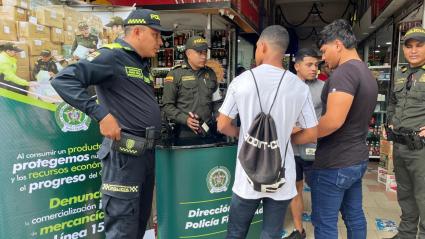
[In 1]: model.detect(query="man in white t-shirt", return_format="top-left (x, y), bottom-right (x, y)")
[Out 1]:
top-left (217, 25), bottom-right (318, 239)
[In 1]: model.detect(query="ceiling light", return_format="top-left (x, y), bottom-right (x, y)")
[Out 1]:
top-left (386, 42), bottom-right (392, 45)
top-left (369, 25), bottom-right (376, 29)
top-left (362, 32), bottom-right (369, 35)
top-left (378, 45), bottom-right (381, 47)
top-left (374, 50), bottom-right (380, 53)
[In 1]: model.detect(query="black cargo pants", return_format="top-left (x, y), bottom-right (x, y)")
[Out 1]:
top-left (394, 143), bottom-right (425, 239)
top-left (97, 138), bottom-right (155, 239)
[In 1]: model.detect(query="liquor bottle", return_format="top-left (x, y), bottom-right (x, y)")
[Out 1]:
top-left (212, 31), bottom-right (217, 48)
top-left (166, 54), bottom-right (172, 67)
top-left (174, 35), bottom-right (179, 46)
top-left (195, 116), bottom-right (209, 136)
top-left (217, 31), bottom-right (222, 48)
top-left (222, 31), bottom-right (227, 47)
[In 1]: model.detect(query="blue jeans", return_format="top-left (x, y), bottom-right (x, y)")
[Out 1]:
top-left (226, 193), bottom-right (291, 239)
top-left (306, 160), bottom-right (368, 239)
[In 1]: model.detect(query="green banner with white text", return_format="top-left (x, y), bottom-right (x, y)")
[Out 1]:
top-left (0, 88), bottom-right (105, 239)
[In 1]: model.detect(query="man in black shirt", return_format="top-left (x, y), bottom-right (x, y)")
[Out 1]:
top-left (307, 19), bottom-right (378, 239)
top-left (52, 9), bottom-right (168, 239)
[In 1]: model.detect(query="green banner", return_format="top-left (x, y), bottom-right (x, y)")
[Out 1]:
top-left (156, 145), bottom-right (263, 239)
top-left (0, 89), bottom-right (104, 239)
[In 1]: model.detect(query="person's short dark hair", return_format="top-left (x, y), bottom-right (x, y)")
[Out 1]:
top-left (259, 25), bottom-right (289, 53)
top-left (236, 66), bottom-right (246, 76)
top-left (318, 61), bottom-right (326, 70)
top-left (318, 19), bottom-right (357, 49)
top-left (294, 48), bottom-right (319, 63)
top-left (40, 50), bottom-right (51, 57)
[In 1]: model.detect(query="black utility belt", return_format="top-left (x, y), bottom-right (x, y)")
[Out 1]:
top-left (388, 129), bottom-right (425, 151)
top-left (112, 131), bottom-right (157, 156)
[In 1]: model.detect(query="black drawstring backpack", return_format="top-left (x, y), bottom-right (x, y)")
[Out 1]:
top-left (238, 69), bottom-right (289, 193)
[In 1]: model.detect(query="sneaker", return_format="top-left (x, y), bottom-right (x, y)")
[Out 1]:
top-left (282, 229), bottom-right (306, 239)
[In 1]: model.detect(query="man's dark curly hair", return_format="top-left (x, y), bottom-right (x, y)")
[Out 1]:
top-left (317, 19), bottom-right (357, 49)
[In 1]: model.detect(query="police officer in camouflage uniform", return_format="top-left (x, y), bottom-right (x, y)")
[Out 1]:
top-left (106, 16), bottom-right (124, 42)
top-left (32, 50), bottom-right (58, 80)
top-left (385, 27), bottom-right (425, 239)
top-left (71, 21), bottom-right (99, 57)
top-left (162, 36), bottom-right (218, 139)
top-left (52, 9), bottom-right (168, 239)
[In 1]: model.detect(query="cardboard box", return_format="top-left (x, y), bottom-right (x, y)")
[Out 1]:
top-left (0, 19), bottom-right (17, 41)
top-left (17, 21), bottom-right (50, 41)
top-left (50, 43), bottom-right (62, 56)
top-left (0, 6), bottom-right (27, 21)
top-left (385, 174), bottom-right (397, 193)
top-left (0, 0), bottom-right (29, 9)
top-left (16, 68), bottom-right (30, 81)
top-left (35, 7), bottom-right (64, 29)
top-left (51, 27), bottom-right (64, 43)
top-left (63, 22), bottom-right (76, 33)
top-left (64, 31), bottom-right (75, 45)
top-left (380, 140), bottom-right (394, 173)
top-left (29, 56), bottom-right (39, 70)
top-left (27, 39), bottom-right (51, 56)
top-left (377, 167), bottom-right (388, 185)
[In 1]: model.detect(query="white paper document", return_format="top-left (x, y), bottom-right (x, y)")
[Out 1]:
top-left (73, 45), bottom-right (90, 59)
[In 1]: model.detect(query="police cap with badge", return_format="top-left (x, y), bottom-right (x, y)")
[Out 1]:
top-left (1, 42), bottom-right (23, 52)
top-left (106, 16), bottom-right (124, 27)
top-left (185, 36), bottom-right (208, 52)
top-left (124, 9), bottom-right (170, 32)
top-left (40, 49), bottom-right (51, 57)
top-left (403, 27), bottom-right (425, 45)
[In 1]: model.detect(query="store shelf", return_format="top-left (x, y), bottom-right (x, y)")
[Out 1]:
top-left (369, 156), bottom-right (380, 159)
top-left (152, 67), bottom-right (172, 71)
top-left (369, 65), bottom-right (391, 69)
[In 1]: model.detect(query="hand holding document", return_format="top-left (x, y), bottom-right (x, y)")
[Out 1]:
top-left (73, 45), bottom-right (90, 59)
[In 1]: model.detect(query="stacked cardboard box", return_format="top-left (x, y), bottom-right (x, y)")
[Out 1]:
top-left (0, 0), bottom-right (29, 9)
top-left (0, 6), bottom-right (27, 21)
top-left (17, 21), bottom-right (50, 41)
top-left (35, 7), bottom-right (64, 29)
top-left (0, 19), bottom-right (17, 41)
top-left (379, 139), bottom-right (394, 173)
top-left (0, 4), bottom-right (102, 82)
top-left (51, 27), bottom-right (64, 44)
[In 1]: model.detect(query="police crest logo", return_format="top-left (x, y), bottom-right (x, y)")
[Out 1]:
top-left (206, 166), bottom-right (231, 194)
top-left (55, 102), bottom-right (91, 132)
top-left (126, 139), bottom-right (135, 149)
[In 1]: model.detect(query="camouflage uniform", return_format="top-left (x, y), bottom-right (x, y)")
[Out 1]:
top-left (387, 27), bottom-right (425, 239)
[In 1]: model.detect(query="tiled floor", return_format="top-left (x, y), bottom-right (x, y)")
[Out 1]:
top-left (283, 162), bottom-right (400, 239)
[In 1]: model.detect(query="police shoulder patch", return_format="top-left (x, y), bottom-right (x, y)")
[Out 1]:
top-left (164, 75), bottom-right (174, 83)
top-left (172, 64), bottom-right (182, 70)
top-left (87, 51), bottom-right (101, 62)
top-left (401, 65), bottom-right (408, 73)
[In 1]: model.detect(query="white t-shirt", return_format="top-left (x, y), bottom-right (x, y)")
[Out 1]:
top-left (219, 64), bottom-right (318, 200)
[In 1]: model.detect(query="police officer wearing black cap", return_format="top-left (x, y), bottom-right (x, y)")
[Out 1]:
top-left (162, 36), bottom-right (218, 139)
top-left (385, 27), bottom-right (425, 239)
top-left (51, 9), bottom-right (168, 239)
top-left (32, 50), bottom-right (58, 80)
top-left (106, 16), bottom-right (124, 42)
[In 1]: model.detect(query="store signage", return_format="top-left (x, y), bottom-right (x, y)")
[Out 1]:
top-left (105, 0), bottom-right (229, 6)
top-left (371, 0), bottom-right (392, 22)
top-left (0, 89), bottom-right (104, 238)
top-left (232, 0), bottom-right (260, 29)
top-left (156, 146), bottom-right (263, 238)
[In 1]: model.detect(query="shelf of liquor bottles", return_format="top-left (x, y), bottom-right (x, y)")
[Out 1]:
top-left (151, 30), bottom-right (231, 105)
top-left (367, 116), bottom-right (382, 158)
